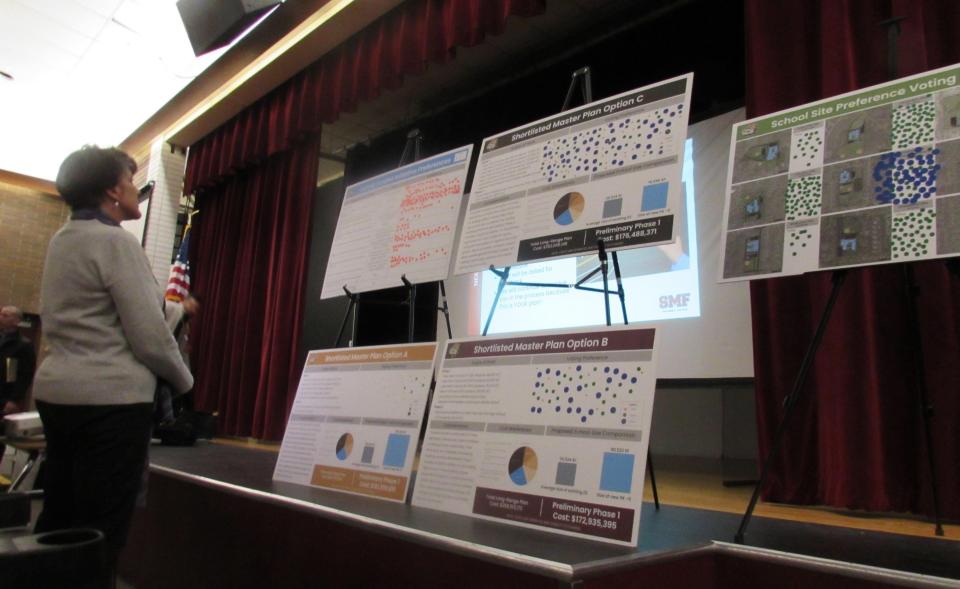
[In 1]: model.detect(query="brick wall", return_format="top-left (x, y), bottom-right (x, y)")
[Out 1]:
top-left (0, 140), bottom-right (187, 312)
top-left (0, 181), bottom-right (70, 313)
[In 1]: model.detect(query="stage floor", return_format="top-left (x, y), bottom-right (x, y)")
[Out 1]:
top-left (145, 441), bottom-right (960, 584)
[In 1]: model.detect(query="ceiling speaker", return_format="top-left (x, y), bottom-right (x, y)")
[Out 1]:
top-left (176, 0), bottom-right (281, 56)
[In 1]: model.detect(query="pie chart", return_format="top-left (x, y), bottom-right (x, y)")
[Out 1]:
top-left (336, 433), bottom-right (353, 461)
top-left (508, 446), bottom-right (538, 486)
top-left (553, 192), bottom-right (585, 226)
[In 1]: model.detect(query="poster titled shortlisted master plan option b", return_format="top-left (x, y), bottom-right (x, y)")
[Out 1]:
top-left (454, 74), bottom-right (693, 274)
top-left (274, 343), bottom-right (437, 502)
top-left (721, 63), bottom-right (960, 281)
top-left (321, 145), bottom-right (473, 299)
top-left (411, 328), bottom-right (657, 546)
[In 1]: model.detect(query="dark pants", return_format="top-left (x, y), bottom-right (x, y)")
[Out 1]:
top-left (0, 397), bottom-right (18, 462)
top-left (35, 401), bottom-right (153, 561)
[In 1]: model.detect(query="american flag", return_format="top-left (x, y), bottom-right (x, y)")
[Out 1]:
top-left (165, 226), bottom-right (191, 302)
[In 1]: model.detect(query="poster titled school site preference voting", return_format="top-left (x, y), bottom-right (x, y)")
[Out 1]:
top-left (722, 62), bottom-right (960, 282)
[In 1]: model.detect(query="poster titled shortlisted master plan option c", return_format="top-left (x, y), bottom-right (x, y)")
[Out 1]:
top-left (274, 343), bottom-right (437, 502)
top-left (454, 74), bottom-right (693, 275)
top-left (321, 145), bottom-right (473, 299)
top-left (411, 328), bottom-right (657, 546)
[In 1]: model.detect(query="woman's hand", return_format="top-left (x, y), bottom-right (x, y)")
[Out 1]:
top-left (182, 296), bottom-right (200, 316)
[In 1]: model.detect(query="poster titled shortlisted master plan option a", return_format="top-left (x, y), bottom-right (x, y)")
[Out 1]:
top-left (454, 74), bottom-right (693, 274)
top-left (411, 328), bottom-right (657, 546)
top-left (721, 63), bottom-right (960, 281)
top-left (321, 145), bottom-right (473, 299)
top-left (273, 343), bottom-right (437, 502)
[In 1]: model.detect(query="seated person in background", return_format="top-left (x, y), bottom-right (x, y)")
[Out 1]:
top-left (0, 305), bottom-right (36, 465)
top-left (32, 145), bottom-right (193, 565)
top-left (155, 295), bottom-right (199, 426)
top-left (0, 305), bottom-right (35, 418)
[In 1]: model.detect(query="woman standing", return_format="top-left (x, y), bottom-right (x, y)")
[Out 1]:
top-left (33, 146), bottom-right (193, 563)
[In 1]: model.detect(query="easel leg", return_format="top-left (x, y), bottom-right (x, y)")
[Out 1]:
top-left (597, 240), bottom-right (611, 326)
top-left (399, 275), bottom-right (417, 343)
top-left (611, 252), bottom-right (628, 325)
top-left (735, 270), bottom-right (847, 544)
top-left (610, 249), bottom-right (651, 506)
top-left (482, 267), bottom-right (511, 336)
top-left (647, 450), bottom-right (660, 510)
top-left (600, 259), bottom-right (611, 326)
top-left (903, 264), bottom-right (945, 536)
top-left (335, 293), bottom-right (357, 348)
top-left (408, 283), bottom-right (417, 343)
top-left (351, 294), bottom-right (360, 345)
top-left (439, 280), bottom-right (453, 339)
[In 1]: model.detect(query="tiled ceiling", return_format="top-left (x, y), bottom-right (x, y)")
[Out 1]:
top-left (0, 0), bottom-right (266, 180)
top-left (0, 0), bottom-right (675, 185)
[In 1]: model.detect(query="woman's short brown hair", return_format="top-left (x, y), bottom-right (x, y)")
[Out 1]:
top-left (56, 145), bottom-right (137, 211)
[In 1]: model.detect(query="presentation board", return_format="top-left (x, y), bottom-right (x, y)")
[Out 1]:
top-left (721, 63), bottom-right (960, 282)
top-left (273, 343), bottom-right (437, 502)
top-left (321, 145), bottom-right (474, 299)
top-left (454, 74), bottom-right (693, 275)
top-left (411, 327), bottom-right (657, 546)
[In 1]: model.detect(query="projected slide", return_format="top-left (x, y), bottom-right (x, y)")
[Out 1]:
top-left (412, 328), bottom-right (657, 546)
top-left (273, 343), bottom-right (438, 502)
top-left (454, 74), bottom-right (693, 275)
top-left (321, 145), bottom-right (473, 299)
top-left (721, 62), bottom-right (960, 282)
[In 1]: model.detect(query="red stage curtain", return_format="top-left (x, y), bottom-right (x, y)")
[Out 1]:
top-left (183, 0), bottom-right (545, 438)
top-left (184, 0), bottom-right (545, 194)
top-left (745, 0), bottom-right (960, 518)
top-left (189, 138), bottom-right (319, 439)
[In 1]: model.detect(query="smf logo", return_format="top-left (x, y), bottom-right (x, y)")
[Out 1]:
top-left (659, 293), bottom-right (690, 309)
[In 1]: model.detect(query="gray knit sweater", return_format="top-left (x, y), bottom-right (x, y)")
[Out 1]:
top-left (34, 218), bottom-right (194, 405)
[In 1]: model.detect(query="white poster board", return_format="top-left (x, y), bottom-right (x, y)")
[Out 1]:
top-left (321, 145), bottom-right (474, 299)
top-left (720, 63), bottom-right (960, 281)
top-left (274, 342), bottom-right (438, 502)
top-left (454, 74), bottom-right (693, 275)
top-left (411, 327), bottom-right (657, 546)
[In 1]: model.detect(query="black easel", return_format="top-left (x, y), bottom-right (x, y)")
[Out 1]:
top-left (734, 270), bottom-right (847, 543)
top-left (735, 16), bottom-right (944, 542)
top-left (438, 280), bottom-right (453, 339)
top-left (397, 129), bottom-right (456, 342)
top-left (901, 263), bottom-right (945, 537)
top-left (334, 286), bottom-right (361, 347)
top-left (883, 15), bottom-right (943, 537)
top-left (482, 68), bottom-right (629, 336)
top-left (482, 67), bottom-right (659, 509)
top-left (398, 129), bottom-right (423, 344)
